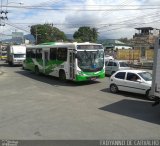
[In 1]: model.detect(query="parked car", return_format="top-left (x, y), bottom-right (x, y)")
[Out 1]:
top-left (104, 55), bottom-right (114, 61)
top-left (105, 60), bottom-right (130, 76)
top-left (109, 70), bottom-right (154, 100)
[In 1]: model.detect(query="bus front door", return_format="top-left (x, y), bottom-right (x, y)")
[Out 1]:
top-left (69, 51), bottom-right (75, 80)
top-left (43, 51), bottom-right (49, 74)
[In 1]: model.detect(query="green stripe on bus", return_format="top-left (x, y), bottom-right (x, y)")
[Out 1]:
top-left (75, 69), bottom-right (105, 81)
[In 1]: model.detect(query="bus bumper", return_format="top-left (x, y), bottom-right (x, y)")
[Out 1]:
top-left (75, 72), bottom-right (105, 82)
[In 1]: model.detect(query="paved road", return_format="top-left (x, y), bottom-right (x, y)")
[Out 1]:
top-left (0, 61), bottom-right (160, 140)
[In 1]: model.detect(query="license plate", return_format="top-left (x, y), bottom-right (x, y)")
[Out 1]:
top-left (90, 77), bottom-right (96, 80)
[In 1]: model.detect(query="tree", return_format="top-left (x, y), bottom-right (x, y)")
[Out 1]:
top-left (73, 26), bottom-right (98, 43)
top-left (119, 37), bottom-right (133, 44)
top-left (30, 24), bottom-right (67, 44)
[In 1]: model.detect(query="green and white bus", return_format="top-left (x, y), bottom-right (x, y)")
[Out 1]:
top-left (23, 42), bottom-right (105, 81)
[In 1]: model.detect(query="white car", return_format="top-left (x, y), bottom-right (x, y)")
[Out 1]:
top-left (109, 70), bottom-right (154, 100)
top-left (105, 60), bottom-right (130, 76)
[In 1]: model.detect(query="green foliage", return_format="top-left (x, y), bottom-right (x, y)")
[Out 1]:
top-left (30, 24), bottom-right (67, 44)
top-left (119, 37), bottom-right (133, 44)
top-left (73, 26), bottom-right (98, 43)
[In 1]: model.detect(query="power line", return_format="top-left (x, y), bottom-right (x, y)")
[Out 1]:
top-left (1, 5), bottom-right (160, 11)
top-left (31, 0), bottom-right (63, 7)
top-left (5, 21), bottom-right (30, 32)
top-left (98, 11), bottom-right (160, 30)
top-left (98, 19), bottom-right (160, 33)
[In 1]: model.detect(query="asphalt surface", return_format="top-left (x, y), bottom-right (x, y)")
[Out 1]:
top-left (0, 61), bottom-right (160, 140)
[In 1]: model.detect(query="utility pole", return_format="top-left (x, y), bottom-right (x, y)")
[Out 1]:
top-left (36, 27), bottom-right (37, 44)
top-left (0, 2), bottom-right (23, 26)
top-left (35, 26), bottom-right (42, 44)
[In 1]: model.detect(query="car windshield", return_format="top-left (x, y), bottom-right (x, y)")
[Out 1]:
top-left (119, 62), bottom-right (129, 67)
top-left (2, 53), bottom-right (7, 56)
top-left (138, 72), bottom-right (152, 81)
top-left (14, 54), bottom-right (26, 58)
top-left (77, 50), bottom-right (104, 72)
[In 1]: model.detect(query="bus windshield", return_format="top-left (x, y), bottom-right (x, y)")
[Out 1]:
top-left (77, 50), bottom-right (104, 72)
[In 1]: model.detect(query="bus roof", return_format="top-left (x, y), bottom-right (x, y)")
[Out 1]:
top-left (26, 42), bottom-right (103, 49)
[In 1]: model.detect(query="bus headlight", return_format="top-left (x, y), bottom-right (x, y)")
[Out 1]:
top-left (77, 71), bottom-right (84, 75)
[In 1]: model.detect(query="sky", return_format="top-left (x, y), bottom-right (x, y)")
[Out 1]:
top-left (0, 0), bottom-right (160, 40)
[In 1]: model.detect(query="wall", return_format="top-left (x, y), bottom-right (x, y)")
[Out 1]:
top-left (116, 49), bottom-right (154, 61)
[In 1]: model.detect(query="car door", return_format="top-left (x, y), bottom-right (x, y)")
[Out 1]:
top-left (125, 72), bottom-right (146, 94)
top-left (105, 61), bottom-right (113, 75)
top-left (111, 71), bottom-right (126, 91)
top-left (112, 62), bottom-right (118, 73)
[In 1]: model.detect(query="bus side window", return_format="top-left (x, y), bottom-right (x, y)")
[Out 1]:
top-left (50, 48), bottom-right (57, 60)
top-left (57, 48), bottom-right (67, 61)
top-left (31, 50), bottom-right (36, 58)
top-left (26, 49), bottom-right (35, 58)
top-left (36, 49), bottom-right (42, 59)
top-left (26, 49), bottom-right (31, 58)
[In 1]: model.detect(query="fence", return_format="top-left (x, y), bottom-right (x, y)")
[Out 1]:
top-left (116, 49), bottom-right (154, 61)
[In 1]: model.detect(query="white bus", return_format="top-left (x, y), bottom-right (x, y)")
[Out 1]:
top-left (23, 42), bottom-right (105, 82)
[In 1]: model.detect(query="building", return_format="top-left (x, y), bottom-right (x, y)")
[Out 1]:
top-left (103, 39), bottom-right (132, 50)
top-left (100, 39), bottom-right (132, 57)
top-left (132, 27), bottom-right (160, 61)
top-left (133, 27), bottom-right (160, 48)
top-left (0, 44), bottom-right (7, 60)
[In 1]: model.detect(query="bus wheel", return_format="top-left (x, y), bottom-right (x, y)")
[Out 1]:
top-left (59, 70), bottom-right (66, 81)
top-left (35, 66), bottom-right (40, 75)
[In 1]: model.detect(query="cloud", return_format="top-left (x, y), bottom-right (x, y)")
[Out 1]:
top-left (0, 0), bottom-right (160, 40)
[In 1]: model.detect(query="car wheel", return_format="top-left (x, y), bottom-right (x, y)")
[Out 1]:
top-left (146, 89), bottom-right (155, 100)
top-left (110, 84), bottom-right (118, 93)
